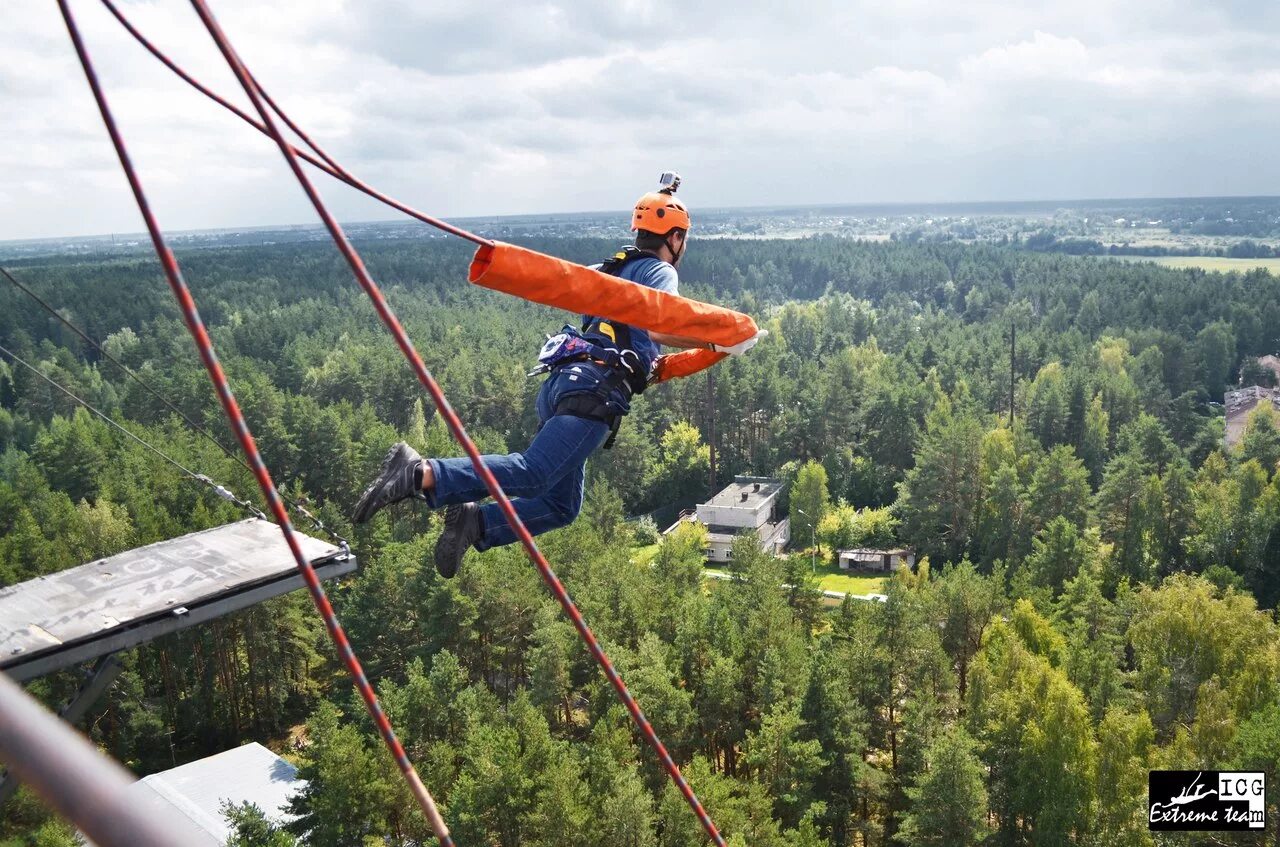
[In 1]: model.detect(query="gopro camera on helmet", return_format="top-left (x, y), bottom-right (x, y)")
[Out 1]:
top-left (658, 172), bottom-right (681, 195)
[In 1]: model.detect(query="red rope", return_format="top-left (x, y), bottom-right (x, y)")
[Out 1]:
top-left (55, 3), bottom-right (454, 844)
top-left (186, 2), bottom-right (728, 843)
top-left (98, 0), bottom-right (491, 248)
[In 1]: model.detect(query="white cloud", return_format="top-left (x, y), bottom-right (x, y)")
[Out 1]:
top-left (960, 31), bottom-right (1090, 80)
top-left (1, 0), bottom-right (1279, 240)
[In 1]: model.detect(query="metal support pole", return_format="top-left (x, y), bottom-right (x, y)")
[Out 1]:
top-left (58, 654), bottom-right (125, 727)
top-left (0, 654), bottom-right (124, 807)
top-left (0, 670), bottom-right (202, 846)
top-left (1009, 322), bottom-right (1016, 427)
top-left (707, 368), bottom-right (717, 497)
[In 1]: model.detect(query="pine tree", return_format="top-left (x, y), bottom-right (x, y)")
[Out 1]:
top-left (286, 703), bottom-right (399, 847)
top-left (745, 701), bottom-right (824, 828)
top-left (1025, 362), bottom-right (1071, 448)
top-left (1056, 565), bottom-right (1127, 720)
top-left (936, 561), bottom-right (1001, 702)
top-left (1026, 445), bottom-right (1091, 534)
top-left (1023, 517), bottom-right (1090, 595)
top-left (896, 398), bottom-right (985, 564)
top-left (1095, 450), bottom-right (1155, 585)
top-left (896, 726), bottom-right (992, 847)
top-left (223, 802), bottom-right (299, 847)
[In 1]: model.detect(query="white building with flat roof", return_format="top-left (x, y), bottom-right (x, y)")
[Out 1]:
top-left (84, 742), bottom-right (303, 847)
top-left (665, 476), bottom-right (790, 562)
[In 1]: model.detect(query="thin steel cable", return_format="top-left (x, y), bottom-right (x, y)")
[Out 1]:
top-left (0, 265), bottom-right (240, 464)
top-left (55, 3), bottom-right (449, 843)
top-left (0, 264), bottom-right (345, 547)
top-left (0, 342), bottom-right (265, 519)
top-left (99, 0), bottom-right (491, 248)
top-left (186, 2), bottom-right (728, 842)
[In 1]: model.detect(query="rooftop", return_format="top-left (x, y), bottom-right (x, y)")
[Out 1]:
top-left (1226, 385), bottom-right (1280, 417)
top-left (703, 476), bottom-right (784, 510)
top-left (84, 743), bottom-right (302, 847)
top-left (838, 547), bottom-right (913, 556)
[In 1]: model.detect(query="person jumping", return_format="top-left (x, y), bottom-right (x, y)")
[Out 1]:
top-left (351, 173), bottom-right (765, 577)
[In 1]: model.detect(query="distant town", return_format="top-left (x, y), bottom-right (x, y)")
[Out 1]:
top-left (5, 195), bottom-right (1280, 264)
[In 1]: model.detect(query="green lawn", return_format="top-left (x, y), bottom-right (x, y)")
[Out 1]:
top-left (815, 570), bottom-right (887, 595)
top-left (635, 542), bottom-right (888, 596)
top-left (703, 561), bottom-right (887, 596)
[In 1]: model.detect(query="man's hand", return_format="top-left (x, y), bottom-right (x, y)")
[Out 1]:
top-left (712, 329), bottom-right (769, 356)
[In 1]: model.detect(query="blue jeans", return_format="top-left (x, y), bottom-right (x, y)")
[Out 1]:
top-left (425, 363), bottom-right (618, 549)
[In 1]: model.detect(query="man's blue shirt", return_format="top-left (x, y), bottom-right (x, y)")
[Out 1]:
top-left (585, 254), bottom-right (679, 374)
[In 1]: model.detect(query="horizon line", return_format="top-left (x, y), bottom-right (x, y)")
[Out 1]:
top-left (4, 192), bottom-right (1278, 247)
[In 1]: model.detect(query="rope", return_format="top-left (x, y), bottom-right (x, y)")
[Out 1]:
top-left (185, 2), bottom-right (728, 842)
top-left (0, 264), bottom-right (347, 548)
top-left (55, 4), bottom-right (449, 844)
top-left (98, 0), bottom-right (491, 248)
top-left (0, 342), bottom-right (265, 521)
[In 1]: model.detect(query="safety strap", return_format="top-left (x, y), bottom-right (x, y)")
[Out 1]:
top-left (595, 245), bottom-right (655, 277)
top-left (553, 393), bottom-right (623, 450)
top-left (580, 246), bottom-right (665, 397)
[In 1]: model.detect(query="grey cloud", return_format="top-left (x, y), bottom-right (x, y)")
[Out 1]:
top-left (343, 1), bottom-right (659, 75)
top-left (4, 0), bottom-right (1280, 239)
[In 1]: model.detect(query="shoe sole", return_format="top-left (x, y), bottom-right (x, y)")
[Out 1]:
top-left (434, 504), bottom-right (469, 579)
top-left (352, 442), bottom-right (408, 524)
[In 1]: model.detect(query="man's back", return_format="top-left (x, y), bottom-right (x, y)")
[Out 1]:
top-left (588, 253), bottom-right (679, 372)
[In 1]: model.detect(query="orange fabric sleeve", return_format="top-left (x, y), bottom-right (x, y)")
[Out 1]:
top-left (651, 349), bottom-right (728, 383)
top-left (468, 242), bottom-right (757, 347)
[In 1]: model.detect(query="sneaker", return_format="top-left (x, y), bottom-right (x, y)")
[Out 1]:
top-left (434, 503), bottom-right (483, 579)
top-left (352, 442), bottom-right (424, 524)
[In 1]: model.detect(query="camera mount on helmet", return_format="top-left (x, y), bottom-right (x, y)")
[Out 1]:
top-left (632, 172), bottom-right (690, 235)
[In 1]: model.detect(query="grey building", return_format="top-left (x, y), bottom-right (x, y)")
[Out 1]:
top-left (837, 548), bottom-right (916, 573)
top-left (666, 476), bottom-right (790, 562)
top-left (1225, 385), bottom-right (1280, 448)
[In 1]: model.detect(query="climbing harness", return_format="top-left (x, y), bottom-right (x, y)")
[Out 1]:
top-left (553, 390), bottom-right (625, 450)
top-left (527, 247), bottom-right (672, 449)
top-left (529, 328), bottom-right (635, 449)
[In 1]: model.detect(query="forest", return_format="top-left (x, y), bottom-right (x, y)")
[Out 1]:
top-left (4, 233), bottom-right (1280, 846)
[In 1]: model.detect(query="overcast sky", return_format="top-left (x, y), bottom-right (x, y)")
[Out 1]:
top-left (4, 0), bottom-right (1279, 240)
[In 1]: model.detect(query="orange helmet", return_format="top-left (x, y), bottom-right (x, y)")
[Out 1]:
top-left (632, 173), bottom-right (690, 235)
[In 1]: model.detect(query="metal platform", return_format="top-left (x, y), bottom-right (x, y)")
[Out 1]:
top-left (0, 519), bottom-right (355, 682)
